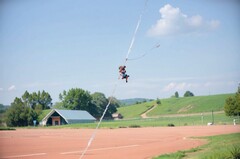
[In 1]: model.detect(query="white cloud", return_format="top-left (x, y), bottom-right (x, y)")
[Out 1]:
top-left (147, 4), bottom-right (220, 37)
top-left (163, 82), bottom-right (177, 92)
top-left (187, 15), bottom-right (203, 27)
top-left (176, 82), bottom-right (186, 90)
top-left (0, 88), bottom-right (3, 91)
top-left (8, 85), bottom-right (16, 91)
top-left (162, 82), bottom-right (199, 92)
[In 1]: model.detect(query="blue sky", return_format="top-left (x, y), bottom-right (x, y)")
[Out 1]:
top-left (1, 0), bottom-right (240, 105)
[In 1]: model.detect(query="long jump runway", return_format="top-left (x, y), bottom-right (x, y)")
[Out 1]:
top-left (0, 125), bottom-right (239, 159)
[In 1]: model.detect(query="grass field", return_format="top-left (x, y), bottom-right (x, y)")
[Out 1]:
top-left (117, 94), bottom-right (234, 119)
top-left (153, 133), bottom-right (240, 159)
top-left (34, 93), bottom-right (238, 129)
top-left (117, 101), bottom-right (155, 118)
top-left (37, 93), bottom-right (233, 121)
top-left (38, 112), bottom-right (238, 129)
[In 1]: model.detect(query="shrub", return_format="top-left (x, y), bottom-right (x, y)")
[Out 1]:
top-left (184, 91), bottom-right (194, 97)
top-left (129, 124), bottom-right (141, 128)
top-left (0, 127), bottom-right (16, 131)
top-left (119, 126), bottom-right (127, 128)
top-left (229, 145), bottom-right (240, 159)
top-left (156, 98), bottom-right (161, 105)
top-left (167, 123), bottom-right (175, 127)
top-left (153, 151), bottom-right (185, 159)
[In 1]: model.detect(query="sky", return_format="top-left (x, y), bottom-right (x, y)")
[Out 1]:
top-left (0, 0), bottom-right (240, 105)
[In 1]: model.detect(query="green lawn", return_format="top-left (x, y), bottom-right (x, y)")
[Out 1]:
top-left (35, 93), bottom-right (237, 129)
top-left (153, 133), bottom-right (240, 159)
top-left (38, 113), bottom-right (238, 129)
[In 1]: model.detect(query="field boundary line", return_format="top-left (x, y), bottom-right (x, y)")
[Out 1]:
top-left (0, 153), bottom-right (46, 159)
top-left (61, 144), bottom-right (140, 155)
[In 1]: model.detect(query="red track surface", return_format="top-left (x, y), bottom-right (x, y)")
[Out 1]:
top-left (0, 125), bottom-right (239, 159)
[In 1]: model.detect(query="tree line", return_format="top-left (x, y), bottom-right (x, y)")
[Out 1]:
top-left (3, 85), bottom-right (240, 127)
top-left (5, 88), bottom-right (120, 127)
top-left (224, 84), bottom-right (240, 116)
top-left (172, 91), bottom-right (194, 98)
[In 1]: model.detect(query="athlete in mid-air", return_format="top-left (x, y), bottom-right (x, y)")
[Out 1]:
top-left (119, 65), bottom-right (129, 83)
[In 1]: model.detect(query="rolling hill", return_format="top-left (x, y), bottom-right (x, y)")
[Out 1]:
top-left (117, 93), bottom-right (234, 119)
top-left (118, 98), bottom-right (154, 106)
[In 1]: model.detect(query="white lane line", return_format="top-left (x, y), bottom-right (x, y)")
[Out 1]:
top-left (61, 144), bottom-right (140, 155)
top-left (0, 153), bottom-right (46, 159)
top-left (130, 139), bottom-right (159, 141)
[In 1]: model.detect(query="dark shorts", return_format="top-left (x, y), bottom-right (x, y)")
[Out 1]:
top-left (123, 74), bottom-right (128, 78)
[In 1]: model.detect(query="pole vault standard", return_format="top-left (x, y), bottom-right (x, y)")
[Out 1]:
top-left (79, 1), bottom-right (149, 159)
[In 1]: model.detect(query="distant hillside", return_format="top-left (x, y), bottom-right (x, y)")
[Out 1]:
top-left (119, 98), bottom-right (154, 106)
top-left (117, 93), bottom-right (234, 119)
top-left (0, 104), bottom-right (9, 113)
top-left (117, 101), bottom-right (155, 118)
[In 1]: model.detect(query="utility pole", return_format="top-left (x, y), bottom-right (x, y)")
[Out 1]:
top-left (211, 110), bottom-right (214, 125)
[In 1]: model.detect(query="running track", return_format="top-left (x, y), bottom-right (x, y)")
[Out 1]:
top-left (0, 125), bottom-right (239, 159)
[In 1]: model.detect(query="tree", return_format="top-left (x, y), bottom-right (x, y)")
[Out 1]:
top-left (156, 98), bottom-right (161, 105)
top-left (91, 92), bottom-right (108, 117)
top-left (238, 83), bottom-right (240, 94)
top-left (108, 96), bottom-right (119, 116)
top-left (59, 89), bottom-right (118, 119)
top-left (6, 97), bottom-right (37, 126)
top-left (175, 91), bottom-right (179, 98)
top-left (184, 91), bottom-right (194, 97)
top-left (0, 103), bottom-right (7, 113)
top-left (5, 90), bottom-right (52, 126)
top-left (91, 92), bottom-right (118, 118)
top-left (136, 101), bottom-right (141, 104)
top-left (224, 85), bottom-right (240, 116)
top-left (38, 90), bottom-right (52, 109)
top-left (52, 102), bottom-right (65, 109)
top-left (59, 88), bottom-right (93, 111)
top-left (22, 90), bottom-right (52, 109)
top-left (109, 97), bottom-right (120, 109)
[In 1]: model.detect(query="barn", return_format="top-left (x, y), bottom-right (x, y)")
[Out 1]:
top-left (41, 109), bottom-right (96, 126)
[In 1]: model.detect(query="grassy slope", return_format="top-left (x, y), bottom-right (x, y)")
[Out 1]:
top-left (188, 133), bottom-right (240, 159)
top-left (149, 94), bottom-right (233, 116)
top-left (153, 133), bottom-right (240, 159)
top-left (117, 94), bottom-right (233, 119)
top-left (117, 101), bottom-right (155, 118)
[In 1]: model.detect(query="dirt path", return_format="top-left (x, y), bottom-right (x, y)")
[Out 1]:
top-left (0, 125), bottom-right (239, 159)
top-left (140, 105), bottom-right (157, 118)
